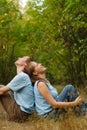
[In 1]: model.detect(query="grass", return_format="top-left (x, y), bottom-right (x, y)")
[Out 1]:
top-left (0, 86), bottom-right (87, 130)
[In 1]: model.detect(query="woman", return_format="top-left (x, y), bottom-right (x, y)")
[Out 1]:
top-left (27, 61), bottom-right (86, 118)
top-left (0, 56), bottom-right (35, 122)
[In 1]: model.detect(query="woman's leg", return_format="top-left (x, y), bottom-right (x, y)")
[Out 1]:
top-left (49, 84), bottom-right (79, 118)
top-left (57, 84), bottom-right (79, 102)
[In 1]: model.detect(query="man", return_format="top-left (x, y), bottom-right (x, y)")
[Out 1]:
top-left (0, 56), bottom-right (34, 122)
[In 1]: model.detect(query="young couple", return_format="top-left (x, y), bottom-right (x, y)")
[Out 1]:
top-left (0, 56), bottom-right (86, 122)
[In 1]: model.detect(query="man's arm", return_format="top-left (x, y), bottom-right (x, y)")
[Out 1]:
top-left (0, 85), bottom-right (10, 95)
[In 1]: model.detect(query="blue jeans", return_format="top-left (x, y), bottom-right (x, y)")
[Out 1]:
top-left (46, 85), bottom-right (79, 119)
top-left (56, 84), bottom-right (78, 102)
top-left (46, 85), bottom-right (87, 118)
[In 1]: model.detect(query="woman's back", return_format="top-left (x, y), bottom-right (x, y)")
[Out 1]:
top-left (34, 80), bottom-right (58, 115)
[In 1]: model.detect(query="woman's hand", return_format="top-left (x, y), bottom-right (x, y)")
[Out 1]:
top-left (74, 96), bottom-right (83, 106)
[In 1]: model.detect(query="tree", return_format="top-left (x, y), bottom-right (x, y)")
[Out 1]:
top-left (0, 0), bottom-right (21, 83)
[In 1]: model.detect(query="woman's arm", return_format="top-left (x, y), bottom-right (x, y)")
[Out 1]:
top-left (37, 82), bottom-right (82, 109)
top-left (0, 85), bottom-right (10, 95)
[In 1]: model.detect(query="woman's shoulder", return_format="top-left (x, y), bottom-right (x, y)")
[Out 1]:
top-left (34, 80), bottom-right (50, 88)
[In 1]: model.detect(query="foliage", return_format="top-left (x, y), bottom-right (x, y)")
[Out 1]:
top-left (0, 0), bottom-right (87, 86)
top-left (0, 0), bottom-right (21, 83)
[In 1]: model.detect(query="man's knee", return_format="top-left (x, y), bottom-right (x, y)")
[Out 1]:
top-left (0, 84), bottom-right (4, 88)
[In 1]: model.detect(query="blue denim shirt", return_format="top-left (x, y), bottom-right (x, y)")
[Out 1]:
top-left (7, 72), bottom-right (34, 114)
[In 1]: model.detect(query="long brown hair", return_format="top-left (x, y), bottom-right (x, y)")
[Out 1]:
top-left (24, 62), bottom-right (37, 82)
top-left (22, 56), bottom-right (32, 74)
top-left (25, 61), bottom-right (48, 83)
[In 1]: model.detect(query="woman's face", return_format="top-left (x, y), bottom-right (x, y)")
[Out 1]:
top-left (30, 61), bottom-right (46, 75)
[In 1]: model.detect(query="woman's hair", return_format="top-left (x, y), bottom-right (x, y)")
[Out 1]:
top-left (24, 62), bottom-right (34, 81)
top-left (24, 60), bottom-right (47, 82)
top-left (24, 62), bottom-right (40, 82)
top-left (22, 56), bottom-right (32, 75)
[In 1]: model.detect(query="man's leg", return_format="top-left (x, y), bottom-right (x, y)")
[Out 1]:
top-left (0, 86), bottom-right (29, 122)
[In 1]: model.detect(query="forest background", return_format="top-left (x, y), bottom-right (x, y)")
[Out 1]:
top-left (0, 0), bottom-right (87, 88)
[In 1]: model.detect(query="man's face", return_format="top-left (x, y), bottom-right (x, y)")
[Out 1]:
top-left (15, 57), bottom-right (28, 67)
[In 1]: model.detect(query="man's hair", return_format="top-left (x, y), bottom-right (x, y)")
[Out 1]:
top-left (23, 56), bottom-right (32, 63)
